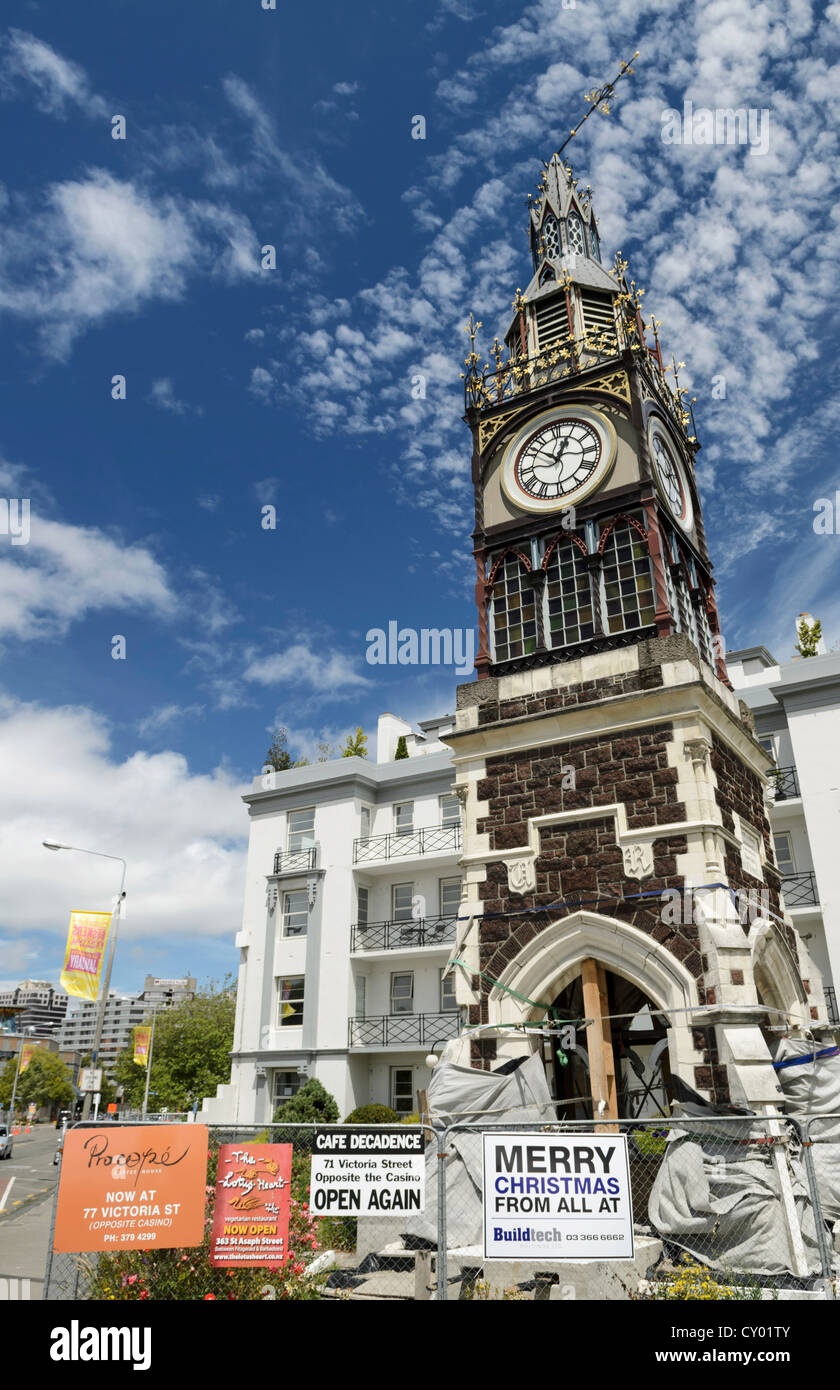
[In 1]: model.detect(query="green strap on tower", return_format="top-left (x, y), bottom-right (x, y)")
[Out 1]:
top-left (448, 958), bottom-right (579, 1065)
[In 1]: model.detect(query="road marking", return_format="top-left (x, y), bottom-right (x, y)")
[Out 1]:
top-left (0, 1179), bottom-right (14, 1212)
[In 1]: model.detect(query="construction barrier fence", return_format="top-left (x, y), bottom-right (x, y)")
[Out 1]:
top-left (43, 1114), bottom-right (840, 1301)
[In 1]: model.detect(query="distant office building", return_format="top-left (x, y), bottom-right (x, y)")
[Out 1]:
top-left (58, 993), bottom-right (147, 1079)
top-left (0, 980), bottom-right (68, 1038)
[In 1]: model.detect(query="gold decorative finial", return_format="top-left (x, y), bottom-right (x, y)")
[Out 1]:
top-left (556, 50), bottom-right (640, 158)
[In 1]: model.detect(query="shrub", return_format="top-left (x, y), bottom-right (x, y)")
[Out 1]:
top-left (394, 736), bottom-right (408, 760)
top-left (343, 1104), bottom-right (398, 1125)
top-left (274, 1078), bottom-right (339, 1124)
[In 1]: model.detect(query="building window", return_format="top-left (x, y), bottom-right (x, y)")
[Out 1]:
top-left (439, 877), bottom-right (461, 916)
top-left (773, 832), bottom-right (795, 876)
top-left (278, 977), bottom-right (304, 1027)
top-left (587, 221), bottom-right (601, 262)
top-left (599, 521), bottom-right (656, 635)
top-left (541, 213), bottom-right (561, 262)
top-left (287, 808), bottom-right (315, 853)
top-left (273, 1071), bottom-right (303, 1106)
top-left (543, 539), bottom-right (595, 650)
top-left (758, 737), bottom-right (775, 760)
top-left (354, 975), bottom-right (366, 1018)
top-left (440, 969), bottom-right (458, 1011)
top-left (566, 212), bottom-right (585, 256)
top-left (283, 889), bottom-right (308, 937)
top-left (390, 972), bottom-right (414, 1014)
top-left (360, 806), bottom-right (371, 840)
top-left (491, 553), bottom-right (537, 663)
top-left (392, 883), bottom-right (414, 922)
top-left (391, 1067), bottom-right (414, 1115)
top-left (439, 793), bottom-right (460, 826)
top-left (357, 885), bottom-right (369, 927)
top-left (394, 802), bottom-right (414, 836)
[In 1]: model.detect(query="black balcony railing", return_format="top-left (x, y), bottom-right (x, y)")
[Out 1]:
top-left (348, 1011), bottom-right (461, 1047)
top-left (272, 845), bottom-right (317, 875)
top-left (351, 915), bottom-right (458, 953)
top-left (825, 987), bottom-right (839, 1025)
top-left (353, 824), bottom-right (461, 863)
top-left (769, 766), bottom-right (800, 799)
top-left (781, 870), bottom-right (818, 907)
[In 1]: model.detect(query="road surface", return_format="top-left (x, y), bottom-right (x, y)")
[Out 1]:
top-left (0, 1124), bottom-right (60, 1297)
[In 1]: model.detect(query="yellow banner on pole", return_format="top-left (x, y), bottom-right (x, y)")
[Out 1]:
top-left (133, 1026), bottom-right (151, 1067)
top-left (19, 1042), bottom-right (37, 1072)
top-left (60, 911), bottom-right (112, 1001)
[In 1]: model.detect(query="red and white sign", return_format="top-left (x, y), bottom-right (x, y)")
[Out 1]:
top-left (210, 1143), bottom-right (292, 1268)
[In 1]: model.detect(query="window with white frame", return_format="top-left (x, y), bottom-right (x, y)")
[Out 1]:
top-left (439, 793), bottom-right (460, 826)
top-left (273, 1071), bottom-right (303, 1106)
top-left (390, 1067), bottom-right (414, 1114)
top-left (439, 877), bottom-right (461, 917)
top-left (394, 802), bottom-right (414, 836)
top-left (392, 883), bottom-right (414, 922)
top-left (357, 885), bottom-right (369, 927)
top-left (354, 975), bottom-right (366, 1018)
top-left (277, 976), bottom-right (304, 1027)
top-left (360, 805), bottom-right (372, 840)
top-left (440, 969), bottom-right (458, 1011)
top-left (391, 971), bottom-right (414, 1014)
top-left (566, 212), bottom-right (585, 256)
top-left (541, 213), bottom-right (561, 262)
top-left (758, 737), bottom-right (775, 760)
top-left (773, 832), bottom-right (795, 876)
top-left (287, 808), bottom-right (315, 852)
top-left (283, 889), bottom-right (308, 937)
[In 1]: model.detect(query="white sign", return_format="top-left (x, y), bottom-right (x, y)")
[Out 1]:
top-left (311, 1128), bottom-right (425, 1215)
top-left (482, 1132), bottom-right (634, 1260)
top-left (78, 1067), bottom-right (103, 1094)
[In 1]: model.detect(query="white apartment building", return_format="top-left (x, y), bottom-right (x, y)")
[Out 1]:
top-left (59, 992), bottom-right (148, 1079)
top-left (201, 713), bottom-right (463, 1123)
top-left (727, 645), bottom-right (840, 1022)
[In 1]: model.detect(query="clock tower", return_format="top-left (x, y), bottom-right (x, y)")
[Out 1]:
top-left (445, 147), bottom-right (829, 1119)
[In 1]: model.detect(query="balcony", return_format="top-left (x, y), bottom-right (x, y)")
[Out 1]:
top-left (348, 1011), bottom-right (461, 1048)
top-left (781, 870), bottom-right (818, 908)
top-left (353, 824), bottom-right (461, 864)
top-left (272, 845), bottom-right (317, 875)
top-left (768, 766), bottom-right (800, 800)
top-left (351, 915), bottom-right (458, 953)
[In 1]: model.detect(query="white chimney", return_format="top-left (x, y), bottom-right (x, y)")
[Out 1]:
top-left (376, 712), bottom-right (413, 763)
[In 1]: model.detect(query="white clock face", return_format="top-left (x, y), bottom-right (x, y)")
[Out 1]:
top-left (648, 419), bottom-right (693, 530)
top-left (501, 406), bottom-right (616, 513)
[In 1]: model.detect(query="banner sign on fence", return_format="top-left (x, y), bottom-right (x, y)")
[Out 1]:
top-left (311, 1128), bottom-right (425, 1214)
top-left (53, 1124), bottom-right (209, 1252)
top-left (482, 1132), bottom-right (634, 1261)
top-left (210, 1143), bottom-right (292, 1268)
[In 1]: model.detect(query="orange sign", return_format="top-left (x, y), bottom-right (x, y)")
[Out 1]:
top-left (53, 1124), bottom-right (209, 1252)
top-left (210, 1143), bottom-right (292, 1268)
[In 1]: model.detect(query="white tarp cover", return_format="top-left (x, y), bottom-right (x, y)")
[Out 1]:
top-left (773, 1036), bottom-right (840, 1222)
top-left (647, 1102), bottom-right (823, 1276)
top-left (401, 1051), bottom-right (554, 1247)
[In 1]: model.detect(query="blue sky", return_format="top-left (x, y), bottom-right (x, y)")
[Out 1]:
top-left (1, 0), bottom-right (838, 994)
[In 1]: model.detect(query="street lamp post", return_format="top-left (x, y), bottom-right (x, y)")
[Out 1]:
top-left (43, 840), bottom-right (127, 1122)
top-left (7, 1033), bottom-right (30, 1130)
top-left (141, 988), bottom-right (172, 1117)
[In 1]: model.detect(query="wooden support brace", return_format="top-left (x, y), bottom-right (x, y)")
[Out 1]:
top-left (580, 958), bottom-right (618, 1132)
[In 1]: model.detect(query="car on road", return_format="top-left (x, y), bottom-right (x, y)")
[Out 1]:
top-left (0, 1125), bottom-right (13, 1160)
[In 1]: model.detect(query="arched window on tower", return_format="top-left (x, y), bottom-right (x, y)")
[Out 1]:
top-left (542, 538), bottom-right (595, 650)
top-left (490, 552), bottom-right (537, 663)
top-left (587, 221), bottom-right (601, 263)
top-left (599, 519), bottom-right (656, 635)
top-left (566, 212), bottom-right (585, 256)
top-left (542, 214), bottom-right (561, 262)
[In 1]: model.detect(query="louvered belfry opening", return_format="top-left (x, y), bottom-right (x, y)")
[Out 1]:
top-left (534, 292), bottom-right (569, 349)
top-left (580, 288), bottom-right (616, 337)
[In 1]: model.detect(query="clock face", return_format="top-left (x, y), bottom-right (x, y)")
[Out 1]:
top-left (501, 406), bottom-right (616, 513)
top-left (648, 419), bottom-right (693, 530)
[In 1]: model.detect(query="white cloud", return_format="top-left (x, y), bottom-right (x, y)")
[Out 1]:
top-left (243, 643), bottom-right (372, 692)
top-left (137, 704), bottom-right (205, 738)
top-left (0, 29), bottom-right (109, 118)
top-left (148, 378), bottom-right (203, 416)
top-left (0, 509), bottom-right (175, 640)
top-left (0, 693), bottom-right (247, 948)
top-left (248, 366), bottom-right (274, 400)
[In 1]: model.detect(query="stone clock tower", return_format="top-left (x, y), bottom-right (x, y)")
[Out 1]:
top-left (445, 150), bottom-right (829, 1118)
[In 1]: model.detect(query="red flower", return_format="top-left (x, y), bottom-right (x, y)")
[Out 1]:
top-left (127, 1275), bottom-right (138, 1285)
top-left (139, 1290), bottom-right (149, 1301)
top-left (204, 1294), bottom-right (216, 1301)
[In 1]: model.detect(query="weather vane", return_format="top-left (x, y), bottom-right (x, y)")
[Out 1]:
top-left (553, 50), bottom-right (640, 160)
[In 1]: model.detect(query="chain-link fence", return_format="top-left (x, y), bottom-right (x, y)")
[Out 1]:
top-left (43, 1114), bottom-right (840, 1301)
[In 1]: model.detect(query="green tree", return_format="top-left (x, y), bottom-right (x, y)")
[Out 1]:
top-left (264, 727), bottom-right (292, 771)
top-left (113, 982), bottom-right (236, 1111)
top-left (341, 727), bottom-right (368, 759)
top-left (273, 1077), bottom-right (339, 1124)
top-left (0, 1048), bottom-right (75, 1116)
top-left (394, 735), bottom-right (409, 760)
top-left (795, 616), bottom-right (822, 659)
